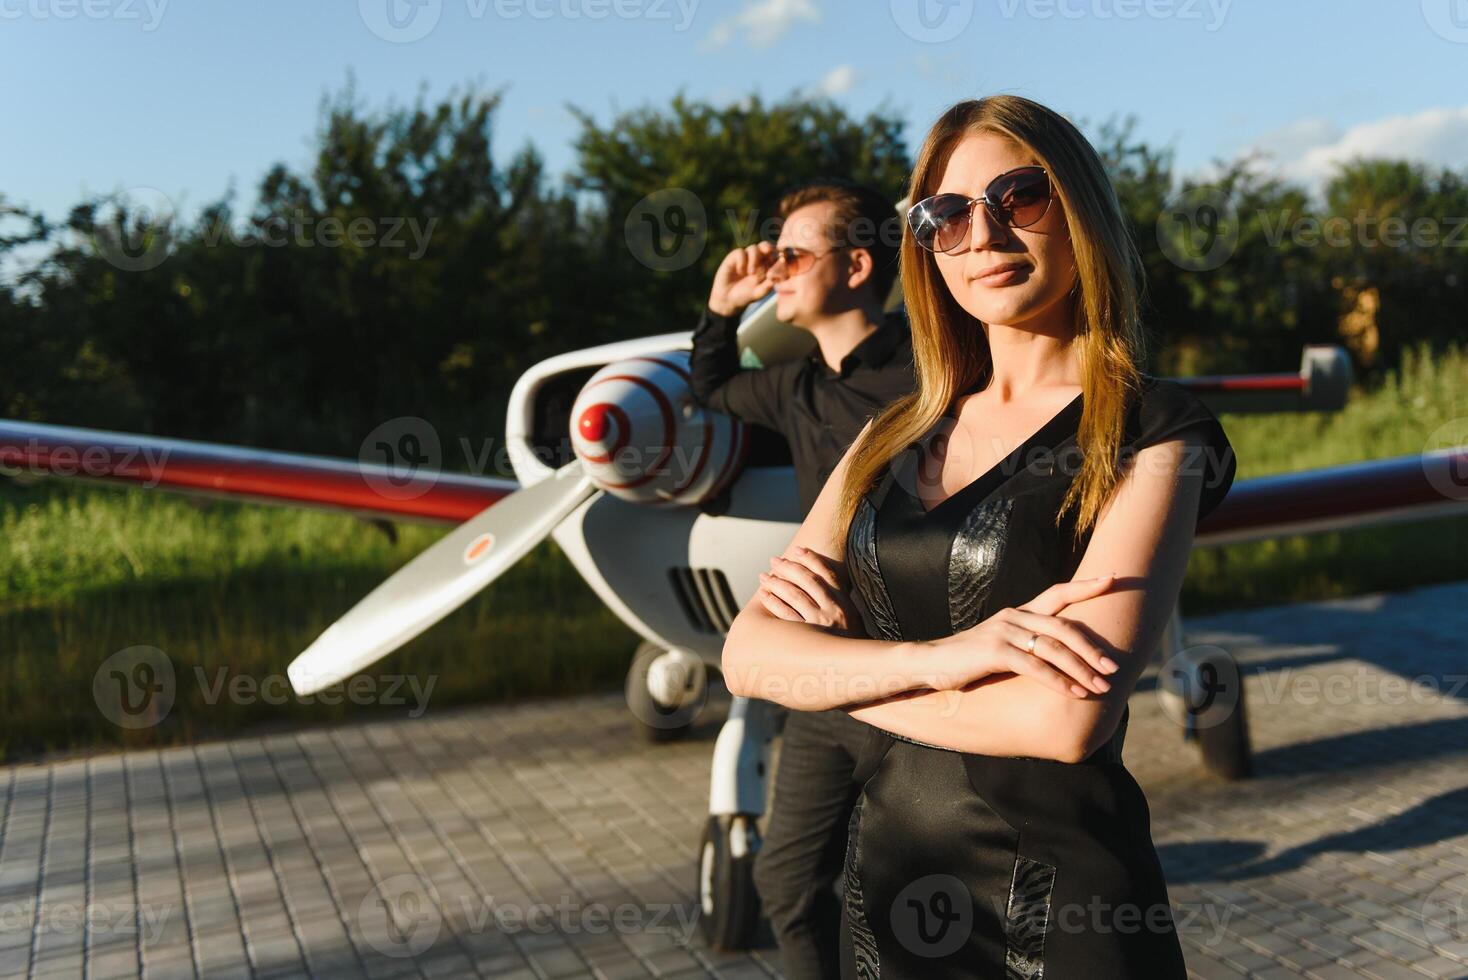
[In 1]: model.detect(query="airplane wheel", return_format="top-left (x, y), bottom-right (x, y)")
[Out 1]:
top-left (626, 641), bottom-right (707, 742)
top-left (1158, 643), bottom-right (1254, 781)
top-left (697, 814), bottom-right (761, 951)
top-left (1198, 682), bottom-right (1253, 780)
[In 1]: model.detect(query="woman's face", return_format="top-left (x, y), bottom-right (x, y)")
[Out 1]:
top-left (928, 131), bottom-right (1077, 332)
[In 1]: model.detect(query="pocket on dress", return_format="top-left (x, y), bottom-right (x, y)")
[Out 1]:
top-left (849, 722), bottom-right (894, 789)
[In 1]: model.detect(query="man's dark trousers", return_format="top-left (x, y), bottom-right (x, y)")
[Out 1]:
top-left (754, 706), bottom-right (873, 980)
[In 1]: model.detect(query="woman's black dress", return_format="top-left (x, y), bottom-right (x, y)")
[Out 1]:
top-left (837, 374), bottom-right (1237, 979)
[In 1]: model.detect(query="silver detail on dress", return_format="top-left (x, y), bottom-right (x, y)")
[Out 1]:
top-left (843, 800), bottom-right (882, 978)
top-left (949, 496), bottom-right (1016, 633)
top-left (1003, 854), bottom-right (1057, 979)
top-left (847, 495), bottom-right (903, 642)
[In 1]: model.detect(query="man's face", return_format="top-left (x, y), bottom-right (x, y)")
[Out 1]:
top-left (772, 201), bottom-right (858, 327)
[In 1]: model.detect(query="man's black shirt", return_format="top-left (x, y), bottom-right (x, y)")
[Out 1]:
top-left (688, 305), bottom-right (917, 514)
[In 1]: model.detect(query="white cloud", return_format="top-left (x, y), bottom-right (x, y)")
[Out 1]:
top-left (700, 0), bottom-right (820, 51)
top-left (1239, 106), bottom-right (1468, 192)
top-left (703, 21), bottom-right (735, 49)
top-left (1248, 117), bottom-right (1343, 165)
top-left (810, 65), bottom-right (859, 98)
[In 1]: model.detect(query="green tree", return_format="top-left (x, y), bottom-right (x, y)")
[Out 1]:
top-left (568, 90), bottom-right (913, 331)
top-left (1321, 159), bottom-right (1468, 370)
top-left (8, 76), bottom-right (590, 462)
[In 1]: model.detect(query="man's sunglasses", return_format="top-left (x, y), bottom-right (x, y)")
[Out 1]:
top-left (906, 166), bottom-right (1054, 254)
top-left (767, 243), bottom-right (852, 278)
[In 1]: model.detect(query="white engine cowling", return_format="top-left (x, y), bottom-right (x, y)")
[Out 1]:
top-left (569, 351), bottom-right (747, 507)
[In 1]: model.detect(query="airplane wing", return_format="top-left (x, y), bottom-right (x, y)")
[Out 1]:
top-left (0, 419), bottom-right (518, 525)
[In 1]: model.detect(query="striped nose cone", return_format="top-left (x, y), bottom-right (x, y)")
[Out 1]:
top-left (575, 403), bottom-right (631, 464)
top-left (569, 351), bottom-right (747, 506)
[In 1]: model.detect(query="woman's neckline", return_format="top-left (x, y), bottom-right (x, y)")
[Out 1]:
top-left (907, 386), bottom-right (1085, 518)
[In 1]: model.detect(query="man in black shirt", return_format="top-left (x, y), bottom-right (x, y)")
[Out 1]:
top-left (688, 179), bottom-right (916, 980)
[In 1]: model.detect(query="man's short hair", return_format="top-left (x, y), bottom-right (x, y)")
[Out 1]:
top-left (776, 178), bottom-right (902, 303)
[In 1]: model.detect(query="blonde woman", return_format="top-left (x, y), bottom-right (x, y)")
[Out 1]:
top-left (722, 95), bottom-right (1235, 978)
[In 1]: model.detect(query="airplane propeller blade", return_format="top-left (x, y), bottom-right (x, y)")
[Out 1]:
top-left (287, 460), bottom-right (598, 695)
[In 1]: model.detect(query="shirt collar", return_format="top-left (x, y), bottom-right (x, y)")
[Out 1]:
top-left (809, 310), bottom-right (910, 379)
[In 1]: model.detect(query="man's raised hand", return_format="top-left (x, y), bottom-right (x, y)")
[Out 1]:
top-left (709, 241), bottom-right (777, 318)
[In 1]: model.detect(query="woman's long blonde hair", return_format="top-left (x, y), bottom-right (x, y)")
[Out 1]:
top-left (832, 95), bottom-right (1149, 555)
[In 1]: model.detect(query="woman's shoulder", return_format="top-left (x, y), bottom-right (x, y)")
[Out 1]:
top-left (1122, 373), bottom-right (1238, 525)
top-left (1124, 374), bottom-right (1225, 449)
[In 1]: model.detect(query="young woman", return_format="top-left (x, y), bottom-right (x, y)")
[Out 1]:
top-left (721, 95), bottom-right (1236, 978)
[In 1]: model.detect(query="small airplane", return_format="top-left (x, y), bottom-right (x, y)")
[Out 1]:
top-left (6, 283), bottom-right (1398, 950)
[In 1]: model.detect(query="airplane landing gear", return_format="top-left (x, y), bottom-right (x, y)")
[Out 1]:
top-left (625, 640), bottom-right (708, 741)
top-left (1157, 609), bottom-right (1254, 780)
top-left (698, 814), bottom-right (761, 951)
top-left (698, 694), bottom-right (778, 951)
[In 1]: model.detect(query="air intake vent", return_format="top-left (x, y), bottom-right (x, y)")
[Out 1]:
top-left (667, 567), bottom-right (741, 633)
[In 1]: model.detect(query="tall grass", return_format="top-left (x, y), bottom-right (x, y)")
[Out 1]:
top-left (0, 488), bottom-right (634, 761)
top-left (1184, 339), bottom-right (1468, 612)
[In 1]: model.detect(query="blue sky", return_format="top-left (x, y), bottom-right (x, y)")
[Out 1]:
top-left (3, 0), bottom-right (1467, 238)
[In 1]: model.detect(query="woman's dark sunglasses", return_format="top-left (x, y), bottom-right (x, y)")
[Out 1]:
top-left (907, 166), bottom-right (1054, 254)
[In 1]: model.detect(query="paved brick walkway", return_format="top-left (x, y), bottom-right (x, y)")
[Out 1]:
top-left (2, 580), bottom-right (1468, 978)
